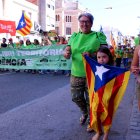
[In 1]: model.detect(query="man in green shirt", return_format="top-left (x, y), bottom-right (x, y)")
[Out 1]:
top-left (64, 13), bottom-right (107, 133)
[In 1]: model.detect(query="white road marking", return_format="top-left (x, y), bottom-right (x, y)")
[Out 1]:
top-left (0, 72), bottom-right (16, 76)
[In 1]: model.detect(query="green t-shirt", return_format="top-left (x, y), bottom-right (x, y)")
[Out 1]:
top-left (8, 43), bottom-right (16, 48)
top-left (18, 44), bottom-right (25, 49)
top-left (22, 44), bottom-right (37, 49)
top-left (115, 49), bottom-right (123, 58)
top-left (68, 31), bottom-right (107, 77)
top-left (51, 40), bottom-right (58, 44)
top-left (134, 37), bottom-right (140, 46)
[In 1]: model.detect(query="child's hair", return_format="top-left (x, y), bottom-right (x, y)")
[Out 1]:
top-left (97, 46), bottom-right (114, 66)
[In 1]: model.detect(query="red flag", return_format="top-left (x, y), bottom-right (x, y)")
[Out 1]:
top-left (0, 20), bottom-right (16, 36)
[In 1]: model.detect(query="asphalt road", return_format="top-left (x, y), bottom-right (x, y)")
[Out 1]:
top-left (0, 71), bottom-right (70, 114)
top-left (0, 71), bottom-right (136, 140)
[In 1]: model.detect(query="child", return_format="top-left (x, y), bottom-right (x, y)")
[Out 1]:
top-left (96, 46), bottom-right (114, 66)
top-left (92, 46), bottom-right (114, 140)
top-left (131, 45), bottom-right (140, 111)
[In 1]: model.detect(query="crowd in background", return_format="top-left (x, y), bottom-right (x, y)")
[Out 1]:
top-left (0, 32), bottom-right (138, 76)
top-left (0, 35), bottom-right (68, 49)
top-left (109, 43), bottom-right (134, 69)
top-left (0, 35), bottom-right (71, 76)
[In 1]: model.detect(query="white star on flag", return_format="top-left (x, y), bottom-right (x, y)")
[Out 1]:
top-left (20, 21), bottom-right (25, 27)
top-left (95, 65), bottom-right (110, 80)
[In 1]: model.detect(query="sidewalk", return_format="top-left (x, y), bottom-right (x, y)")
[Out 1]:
top-left (129, 95), bottom-right (140, 140)
top-left (0, 74), bottom-right (138, 140)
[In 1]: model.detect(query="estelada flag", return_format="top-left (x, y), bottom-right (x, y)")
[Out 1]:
top-left (16, 12), bottom-right (32, 36)
top-left (110, 31), bottom-right (116, 49)
top-left (83, 55), bottom-right (130, 133)
top-left (0, 20), bottom-right (16, 36)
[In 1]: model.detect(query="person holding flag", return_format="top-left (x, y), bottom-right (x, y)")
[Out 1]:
top-left (63, 12), bottom-right (107, 132)
top-left (89, 46), bottom-right (114, 140)
top-left (83, 46), bottom-right (130, 140)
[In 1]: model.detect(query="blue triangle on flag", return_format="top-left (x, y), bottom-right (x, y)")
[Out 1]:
top-left (84, 55), bottom-right (129, 91)
top-left (16, 12), bottom-right (26, 30)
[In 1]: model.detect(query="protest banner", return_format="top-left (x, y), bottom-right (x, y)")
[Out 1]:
top-left (0, 20), bottom-right (16, 36)
top-left (0, 44), bottom-right (71, 70)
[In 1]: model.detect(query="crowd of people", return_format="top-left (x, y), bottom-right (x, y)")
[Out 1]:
top-left (0, 12), bottom-right (140, 140)
top-left (0, 35), bottom-right (71, 76)
top-left (112, 44), bottom-right (134, 68)
top-left (0, 35), bottom-right (68, 49)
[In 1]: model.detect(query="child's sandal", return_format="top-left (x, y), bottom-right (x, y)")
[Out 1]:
top-left (86, 125), bottom-right (94, 133)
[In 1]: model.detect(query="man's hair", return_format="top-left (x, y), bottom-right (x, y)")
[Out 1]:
top-left (78, 13), bottom-right (94, 25)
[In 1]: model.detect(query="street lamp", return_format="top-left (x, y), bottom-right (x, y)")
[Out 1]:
top-left (104, 7), bottom-right (112, 9)
top-left (104, 7), bottom-right (114, 46)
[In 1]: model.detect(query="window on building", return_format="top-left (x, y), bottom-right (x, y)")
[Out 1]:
top-left (66, 27), bottom-right (71, 35)
top-left (51, 24), bottom-right (55, 27)
top-left (51, 5), bottom-right (55, 10)
top-left (47, 4), bottom-right (50, 8)
top-left (66, 16), bottom-right (71, 22)
top-left (56, 15), bottom-right (60, 21)
top-left (70, 16), bottom-right (71, 22)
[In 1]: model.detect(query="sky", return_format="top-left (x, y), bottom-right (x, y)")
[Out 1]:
top-left (78, 0), bottom-right (140, 36)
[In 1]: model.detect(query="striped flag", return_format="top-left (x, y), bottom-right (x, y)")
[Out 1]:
top-left (16, 12), bottom-right (32, 36)
top-left (110, 31), bottom-right (116, 49)
top-left (83, 55), bottom-right (130, 133)
top-left (118, 31), bottom-right (123, 36)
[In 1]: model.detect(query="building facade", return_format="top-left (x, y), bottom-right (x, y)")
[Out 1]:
top-left (0, 0), bottom-right (55, 40)
top-left (37, 0), bottom-right (55, 32)
top-left (0, 0), bottom-right (89, 40)
top-left (0, 0), bottom-right (38, 39)
top-left (55, 0), bottom-right (87, 38)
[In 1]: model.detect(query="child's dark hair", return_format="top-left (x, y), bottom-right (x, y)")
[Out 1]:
top-left (97, 46), bottom-right (114, 66)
